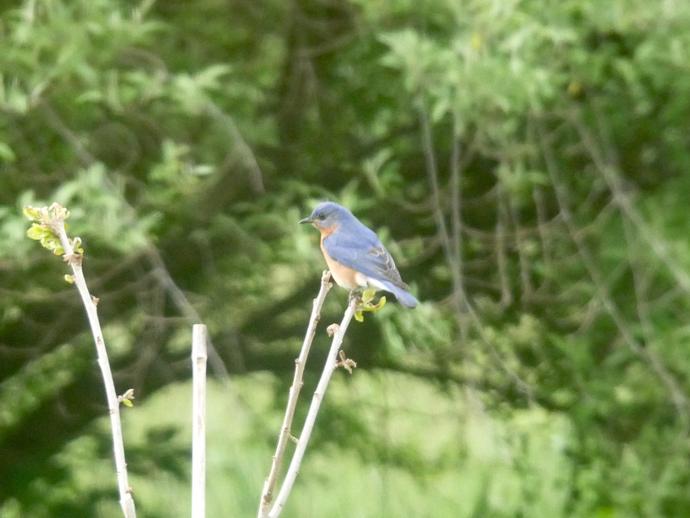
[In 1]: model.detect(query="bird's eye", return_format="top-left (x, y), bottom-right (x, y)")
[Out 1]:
top-left (317, 213), bottom-right (326, 220)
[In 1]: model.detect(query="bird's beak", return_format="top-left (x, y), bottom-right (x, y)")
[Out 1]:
top-left (299, 216), bottom-right (313, 225)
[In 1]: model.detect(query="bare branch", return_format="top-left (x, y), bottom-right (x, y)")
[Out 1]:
top-left (449, 119), bottom-right (469, 338)
top-left (29, 204), bottom-right (137, 517)
top-left (258, 271), bottom-right (333, 517)
top-left (203, 100), bottom-right (266, 194)
top-left (267, 296), bottom-right (358, 518)
top-left (537, 126), bottom-right (689, 421)
top-left (506, 188), bottom-right (534, 303)
top-left (570, 109), bottom-right (690, 294)
top-left (495, 185), bottom-right (513, 307)
top-left (146, 247), bottom-right (232, 382)
top-left (418, 105), bottom-right (533, 399)
top-left (418, 104), bottom-right (467, 310)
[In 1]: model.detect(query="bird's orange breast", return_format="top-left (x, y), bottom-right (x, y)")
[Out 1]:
top-left (320, 235), bottom-right (360, 290)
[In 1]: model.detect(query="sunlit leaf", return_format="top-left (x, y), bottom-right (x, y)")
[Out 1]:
top-left (23, 206), bottom-right (43, 222)
top-left (26, 223), bottom-right (49, 241)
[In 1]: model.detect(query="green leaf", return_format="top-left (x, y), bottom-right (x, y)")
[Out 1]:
top-left (356, 293), bottom-right (386, 318)
top-left (354, 311), bottom-right (364, 323)
top-left (0, 142), bottom-right (15, 163)
top-left (40, 234), bottom-right (58, 248)
top-left (33, 232), bottom-right (65, 256)
top-left (64, 274), bottom-right (75, 284)
top-left (362, 287), bottom-right (377, 304)
top-left (26, 223), bottom-right (49, 240)
top-left (23, 206), bottom-right (43, 222)
top-left (371, 296), bottom-right (387, 312)
top-left (119, 388), bottom-right (135, 407)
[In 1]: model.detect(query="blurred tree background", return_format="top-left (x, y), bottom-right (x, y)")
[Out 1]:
top-left (2, 0), bottom-right (690, 516)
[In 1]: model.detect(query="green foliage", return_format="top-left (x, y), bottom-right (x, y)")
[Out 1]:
top-left (0, 374), bottom-right (577, 517)
top-left (23, 204), bottom-right (69, 256)
top-left (354, 287), bottom-right (387, 322)
top-left (23, 203), bottom-right (85, 259)
top-left (26, 222), bottom-right (63, 255)
top-left (118, 388), bottom-right (135, 408)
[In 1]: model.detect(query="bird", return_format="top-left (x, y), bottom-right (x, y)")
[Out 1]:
top-left (300, 202), bottom-right (419, 308)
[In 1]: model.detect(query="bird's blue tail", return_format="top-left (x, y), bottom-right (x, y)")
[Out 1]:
top-left (382, 281), bottom-right (418, 308)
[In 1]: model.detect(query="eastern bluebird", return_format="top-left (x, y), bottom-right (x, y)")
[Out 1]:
top-left (300, 202), bottom-right (419, 308)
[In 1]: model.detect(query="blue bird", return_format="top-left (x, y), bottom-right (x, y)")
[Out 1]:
top-left (300, 202), bottom-right (419, 308)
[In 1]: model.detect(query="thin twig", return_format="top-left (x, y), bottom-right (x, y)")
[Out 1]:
top-left (203, 100), bottom-right (266, 194)
top-left (267, 296), bottom-right (358, 518)
top-left (570, 109), bottom-right (690, 293)
top-left (506, 188), bottom-right (534, 303)
top-left (495, 185), bottom-right (512, 307)
top-left (449, 119), bottom-right (468, 337)
top-left (48, 208), bottom-right (136, 518)
top-left (418, 104), bottom-right (532, 398)
top-left (258, 271), bottom-right (333, 517)
top-left (42, 100), bottom-right (236, 385)
top-left (537, 125), bottom-right (689, 421)
top-left (146, 247), bottom-right (231, 382)
top-left (532, 185), bottom-right (553, 293)
top-left (418, 104), bottom-right (461, 300)
top-left (192, 324), bottom-right (208, 518)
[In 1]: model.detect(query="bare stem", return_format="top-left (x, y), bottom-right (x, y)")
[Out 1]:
top-left (258, 271), bottom-right (333, 517)
top-left (192, 324), bottom-right (208, 518)
top-left (51, 217), bottom-right (136, 518)
top-left (495, 186), bottom-right (512, 307)
top-left (417, 105), bottom-right (532, 398)
top-left (267, 296), bottom-right (358, 518)
top-left (418, 104), bottom-right (462, 301)
top-left (537, 123), bottom-right (688, 421)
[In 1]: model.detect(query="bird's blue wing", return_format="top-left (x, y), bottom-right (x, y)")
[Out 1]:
top-left (323, 228), bottom-right (408, 289)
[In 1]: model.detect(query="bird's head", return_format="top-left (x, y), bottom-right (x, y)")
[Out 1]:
top-left (299, 202), bottom-right (351, 233)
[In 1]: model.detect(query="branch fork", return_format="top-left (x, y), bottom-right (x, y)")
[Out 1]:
top-left (259, 272), bottom-right (367, 517)
top-left (266, 296), bottom-right (358, 518)
top-left (257, 271), bottom-right (333, 517)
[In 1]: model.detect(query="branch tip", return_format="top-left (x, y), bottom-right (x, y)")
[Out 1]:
top-left (327, 323), bottom-right (340, 337)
